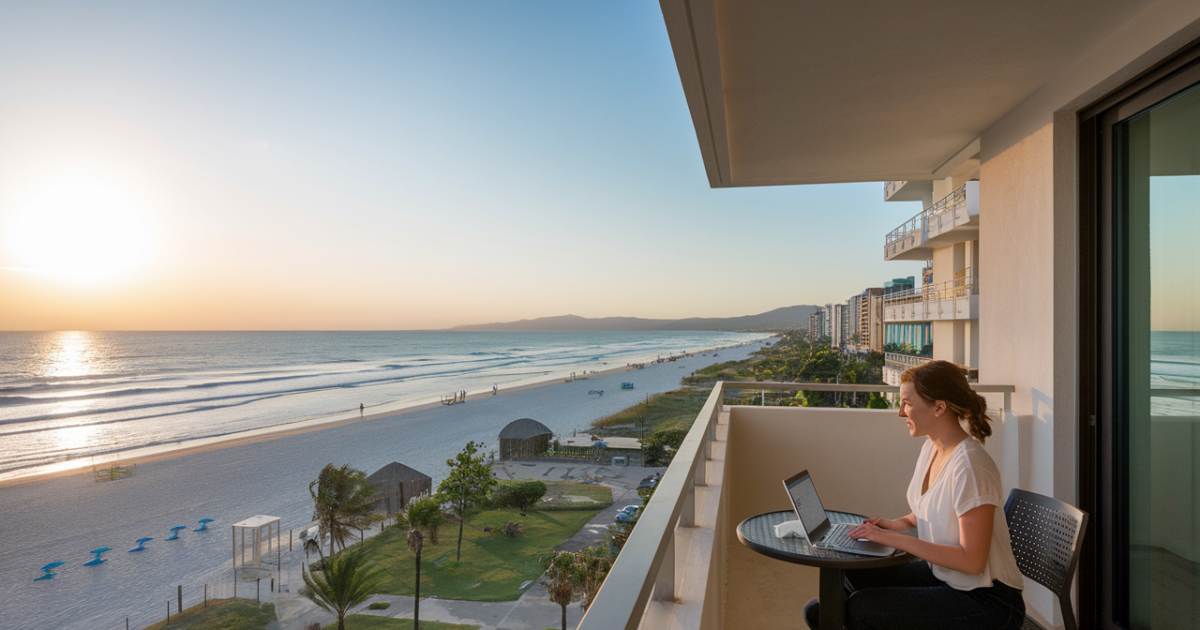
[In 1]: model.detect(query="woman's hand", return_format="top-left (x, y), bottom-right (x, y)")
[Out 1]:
top-left (861, 516), bottom-right (911, 532)
top-left (846, 521), bottom-right (891, 543)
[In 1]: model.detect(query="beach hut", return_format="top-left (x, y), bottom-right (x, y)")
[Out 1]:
top-left (366, 462), bottom-right (432, 514)
top-left (498, 418), bottom-right (553, 460)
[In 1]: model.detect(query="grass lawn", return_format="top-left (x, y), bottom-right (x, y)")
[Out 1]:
top-left (141, 599), bottom-right (274, 630)
top-left (356, 504), bottom-right (604, 601)
top-left (325, 616), bottom-right (479, 630)
top-left (539, 481), bottom-right (612, 507)
top-left (590, 386), bottom-right (711, 436)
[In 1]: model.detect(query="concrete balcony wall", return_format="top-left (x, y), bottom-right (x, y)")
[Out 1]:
top-left (883, 294), bottom-right (978, 322)
top-left (884, 180), bottom-right (933, 203)
top-left (721, 407), bottom-right (924, 629)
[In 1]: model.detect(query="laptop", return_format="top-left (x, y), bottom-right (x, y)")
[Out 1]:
top-left (782, 469), bottom-right (896, 557)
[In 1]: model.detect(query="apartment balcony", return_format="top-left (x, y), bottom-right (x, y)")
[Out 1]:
top-left (883, 180), bottom-right (933, 202)
top-left (883, 353), bottom-right (977, 385)
top-left (578, 381), bottom-right (1014, 630)
top-left (883, 181), bottom-right (979, 261)
top-left (883, 268), bottom-right (978, 322)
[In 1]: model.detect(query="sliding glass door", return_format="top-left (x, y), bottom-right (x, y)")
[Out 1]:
top-left (1110, 76), bottom-right (1200, 630)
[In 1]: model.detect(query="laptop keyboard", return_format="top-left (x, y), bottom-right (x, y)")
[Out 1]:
top-left (823, 524), bottom-right (857, 549)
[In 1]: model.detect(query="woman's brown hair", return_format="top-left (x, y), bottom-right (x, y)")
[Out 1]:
top-left (900, 360), bottom-right (991, 443)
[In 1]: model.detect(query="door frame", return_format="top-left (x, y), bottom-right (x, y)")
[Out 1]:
top-left (1078, 38), bottom-right (1200, 630)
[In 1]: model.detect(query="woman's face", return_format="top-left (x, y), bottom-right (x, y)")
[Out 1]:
top-left (898, 381), bottom-right (942, 437)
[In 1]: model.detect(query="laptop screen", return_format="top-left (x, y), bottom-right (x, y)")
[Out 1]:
top-left (784, 471), bottom-right (829, 537)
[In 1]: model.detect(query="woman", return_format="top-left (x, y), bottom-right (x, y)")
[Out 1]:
top-left (804, 360), bottom-right (1025, 630)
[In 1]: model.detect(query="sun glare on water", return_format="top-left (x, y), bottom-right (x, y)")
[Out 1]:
top-left (5, 176), bottom-right (150, 283)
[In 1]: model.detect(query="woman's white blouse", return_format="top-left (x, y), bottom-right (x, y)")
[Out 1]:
top-left (906, 438), bottom-right (1025, 591)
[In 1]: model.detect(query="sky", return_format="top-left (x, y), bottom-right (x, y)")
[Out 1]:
top-left (0, 2), bottom-right (925, 331)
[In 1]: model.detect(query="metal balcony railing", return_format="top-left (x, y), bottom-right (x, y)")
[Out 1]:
top-left (883, 354), bottom-right (978, 382)
top-left (883, 267), bottom-right (976, 307)
top-left (884, 352), bottom-right (931, 369)
top-left (578, 380), bottom-right (1013, 630)
top-left (884, 183), bottom-right (971, 250)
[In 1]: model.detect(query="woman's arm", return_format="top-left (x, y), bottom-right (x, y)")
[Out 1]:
top-left (863, 513), bottom-right (916, 532)
top-left (849, 505), bottom-right (995, 575)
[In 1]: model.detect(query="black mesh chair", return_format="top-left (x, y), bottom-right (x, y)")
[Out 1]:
top-left (1004, 488), bottom-right (1089, 630)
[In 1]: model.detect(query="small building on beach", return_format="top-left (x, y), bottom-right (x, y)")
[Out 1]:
top-left (498, 418), bottom-right (553, 460)
top-left (366, 462), bottom-right (432, 514)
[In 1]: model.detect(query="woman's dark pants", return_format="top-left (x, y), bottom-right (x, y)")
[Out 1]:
top-left (806, 560), bottom-right (1025, 630)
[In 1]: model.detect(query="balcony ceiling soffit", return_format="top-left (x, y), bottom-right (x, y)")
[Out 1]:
top-left (665, 0), bottom-right (1154, 187)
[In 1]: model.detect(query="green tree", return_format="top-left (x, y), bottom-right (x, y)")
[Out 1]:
top-left (406, 528), bottom-right (424, 630)
top-left (574, 545), bottom-right (616, 612)
top-left (437, 440), bottom-right (496, 561)
top-left (309, 464), bottom-right (378, 556)
top-left (642, 426), bottom-right (689, 467)
top-left (493, 480), bottom-right (548, 516)
top-left (299, 548), bottom-right (382, 630)
top-left (867, 392), bottom-right (892, 409)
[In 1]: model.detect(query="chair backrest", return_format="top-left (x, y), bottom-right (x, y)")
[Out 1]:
top-left (1003, 488), bottom-right (1089, 630)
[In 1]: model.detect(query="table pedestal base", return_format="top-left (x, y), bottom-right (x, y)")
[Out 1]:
top-left (818, 567), bottom-right (845, 630)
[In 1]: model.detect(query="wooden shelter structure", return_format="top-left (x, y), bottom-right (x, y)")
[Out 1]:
top-left (499, 418), bottom-right (553, 460)
top-left (366, 462), bottom-right (432, 514)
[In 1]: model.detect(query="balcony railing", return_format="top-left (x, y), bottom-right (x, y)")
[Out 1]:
top-left (883, 182), bottom-right (978, 260)
top-left (578, 380), bottom-right (1013, 630)
top-left (884, 354), bottom-right (978, 382)
top-left (884, 352), bottom-right (931, 369)
top-left (884, 267), bottom-right (976, 307)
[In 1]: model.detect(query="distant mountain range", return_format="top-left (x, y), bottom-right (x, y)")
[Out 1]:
top-left (449, 305), bottom-right (821, 332)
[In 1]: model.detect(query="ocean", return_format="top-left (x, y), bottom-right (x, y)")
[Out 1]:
top-left (0, 331), bottom-right (768, 630)
top-left (0, 330), bottom-right (766, 481)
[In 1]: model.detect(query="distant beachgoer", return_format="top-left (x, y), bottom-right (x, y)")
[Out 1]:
top-left (359, 403), bottom-right (364, 417)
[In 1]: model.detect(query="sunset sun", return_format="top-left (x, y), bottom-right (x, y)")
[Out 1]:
top-left (6, 176), bottom-right (149, 282)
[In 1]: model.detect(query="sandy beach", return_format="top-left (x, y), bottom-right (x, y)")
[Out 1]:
top-left (0, 341), bottom-right (765, 630)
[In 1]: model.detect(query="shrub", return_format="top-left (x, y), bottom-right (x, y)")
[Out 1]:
top-left (503, 521), bottom-right (524, 538)
top-left (367, 601), bottom-right (391, 610)
top-left (493, 480), bottom-right (548, 516)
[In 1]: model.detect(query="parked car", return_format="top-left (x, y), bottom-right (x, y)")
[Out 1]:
top-left (637, 476), bottom-right (658, 490)
top-left (621, 505), bottom-right (640, 516)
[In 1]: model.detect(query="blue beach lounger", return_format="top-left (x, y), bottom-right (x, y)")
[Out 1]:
top-left (35, 562), bottom-right (65, 581)
top-left (194, 518), bottom-right (214, 532)
top-left (166, 525), bottom-right (186, 541)
top-left (129, 537), bottom-right (153, 552)
top-left (84, 548), bottom-right (112, 566)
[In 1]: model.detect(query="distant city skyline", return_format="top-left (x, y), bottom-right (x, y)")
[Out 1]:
top-left (0, 2), bottom-right (925, 331)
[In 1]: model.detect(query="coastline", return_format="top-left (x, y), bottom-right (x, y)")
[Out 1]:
top-left (0, 341), bottom-right (767, 630)
top-left (0, 341), bottom-right (756, 488)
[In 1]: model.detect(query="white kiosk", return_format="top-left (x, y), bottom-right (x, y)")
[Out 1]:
top-left (232, 515), bottom-right (281, 584)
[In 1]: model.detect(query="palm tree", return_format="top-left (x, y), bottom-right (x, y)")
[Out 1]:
top-left (397, 493), bottom-right (446, 544)
top-left (406, 528), bottom-right (424, 630)
top-left (541, 550), bottom-right (578, 630)
top-left (310, 463), bottom-right (378, 556)
top-left (300, 548), bottom-right (382, 630)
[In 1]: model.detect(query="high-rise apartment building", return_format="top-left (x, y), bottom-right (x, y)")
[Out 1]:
top-left (881, 181), bottom-right (980, 385)
top-left (850, 287), bottom-right (885, 353)
top-left (807, 310), bottom-right (825, 342)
